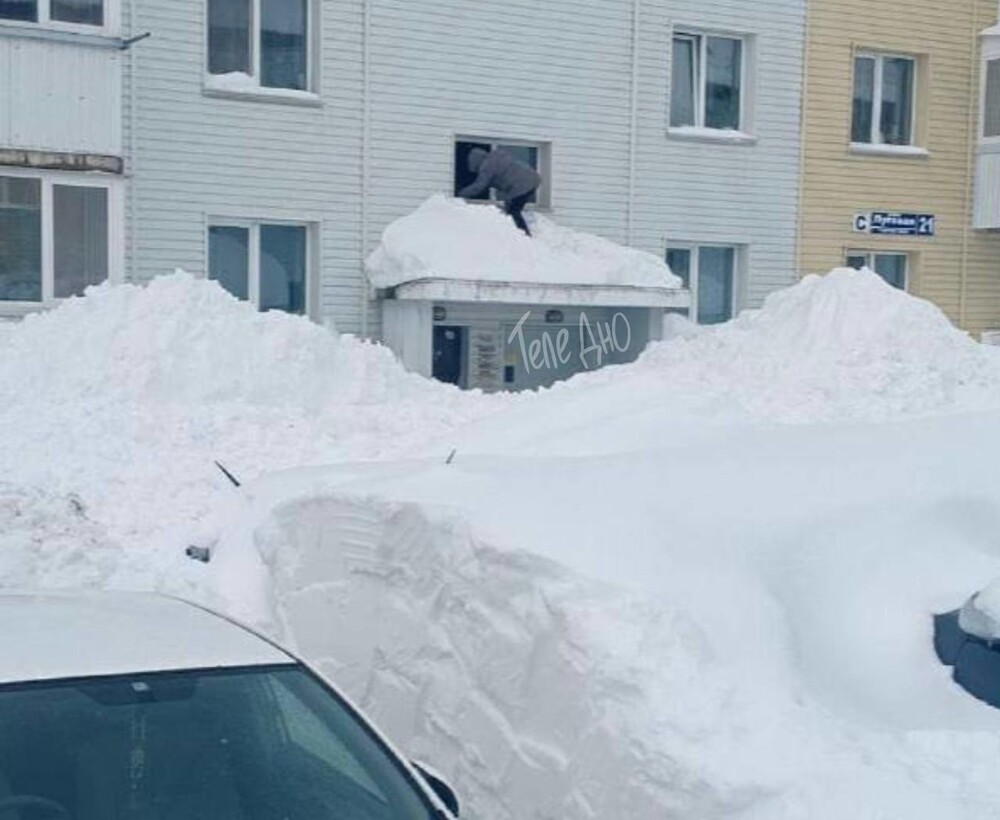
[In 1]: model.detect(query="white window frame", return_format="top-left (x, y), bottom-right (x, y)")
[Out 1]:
top-left (0, 168), bottom-right (123, 316)
top-left (666, 243), bottom-right (741, 325)
top-left (851, 51), bottom-right (918, 148)
top-left (981, 55), bottom-right (1000, 144)
top-left (454, 135), bottom-right (553, 209)
top-left (845, 249), bottom-right (909, 289)
top-left (669, 29), bottom-right (749, 134)
top-left (206, 217), bottom-right (314, 316)
top-left (203, 0), bottom-right (318, 101)
top-left (0, 0), bottom-right (119, 36)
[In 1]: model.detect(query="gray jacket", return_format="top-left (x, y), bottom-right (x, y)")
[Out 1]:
top-left (459, 148), bottom-right (542, 202)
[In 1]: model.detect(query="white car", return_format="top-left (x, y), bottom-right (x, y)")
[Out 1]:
top-left (0, 591), bottom-right (460, 820)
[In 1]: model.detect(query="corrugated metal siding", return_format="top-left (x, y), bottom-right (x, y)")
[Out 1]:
top-left (0, 36), bottom-right (121, 155)
top-left (799, 0), bottom-right (1000, 334)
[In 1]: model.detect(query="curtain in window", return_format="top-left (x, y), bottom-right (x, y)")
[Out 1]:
top-left (208, 226), bottom-right (250, 301)
top-left (208, 0), bottom-right (251, 76)
top-left (705, 37), bottom-right (741, 130)
top-left (261, 0), bottom-right (308, 90)
top-left (670, 37), bottom-right (697, 128)
top-left (51, 0), bottom-right (102, 25)
top-left (852, 57), bottom-right (875, 142)
top-left (53, 186), bottom-right (108, 299)
top-left (0, 0), bottom-right (36, 21)
top-left (260, 225), bottom-right (306, 314)
top-left (985, 60), bottom-right (1000, 139)
top-left (697, 247), bottom-right (734, 325)
top-left (880, 58), bottom-right (914, 145)
top-left (0, 178), bottom-right (42, 302)
top-left (873, 254), bottom-right (906, 289)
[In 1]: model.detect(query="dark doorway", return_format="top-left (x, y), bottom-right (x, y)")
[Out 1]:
top-left (433, 326), bottom-right (465, 386)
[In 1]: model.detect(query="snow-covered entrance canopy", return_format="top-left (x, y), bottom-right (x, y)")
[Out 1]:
top-left (366, 195), bottom-right (688, 308)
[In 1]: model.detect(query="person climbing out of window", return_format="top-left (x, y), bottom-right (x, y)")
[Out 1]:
top-left (458, 147), bottom-right (542, 237)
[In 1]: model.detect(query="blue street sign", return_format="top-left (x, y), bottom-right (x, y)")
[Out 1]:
top-left (853, 212), bottom-right (935, 237)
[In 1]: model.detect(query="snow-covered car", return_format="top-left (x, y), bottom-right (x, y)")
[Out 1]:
top-left (0, 591), bottom-right (460, 820)
top-left (935, 578), bottom-right (1000, 709)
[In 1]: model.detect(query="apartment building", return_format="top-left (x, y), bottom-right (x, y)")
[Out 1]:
top-left (0, 0), bottom-right (125, 318)
top-left (3, 0), bottom-right (811, 387)
top-left (798, 0), bottom-right (1000, 336)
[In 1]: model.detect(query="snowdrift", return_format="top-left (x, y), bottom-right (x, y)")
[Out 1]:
top-left (0, 273), bottom-right (505, 553)
top-left (3, 268), bottom-right (1000, 818)
top-left (561, 268), bottom-right (1000, 424)
top-left (366, 194), bottom-right (683, 290)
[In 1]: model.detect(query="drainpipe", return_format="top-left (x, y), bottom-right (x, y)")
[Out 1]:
top-left (128, 0), bottom-right (138, 283)
top-left (625, 0), bottom-right (640, 247)
top-left (794, 0), bottom-right (810, 278)
top-left (359, 0), bottom-right (372, 339)
top-left (959, 1), bottom-right (982, 329)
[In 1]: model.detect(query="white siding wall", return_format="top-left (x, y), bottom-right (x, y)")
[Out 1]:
top-left (633, 0), bottom-right (806, 306)
top-left (130, 0), bottom-right (805, 334)
top-left (129, 0), bottom-right (367, 331)
top-left (0, 36), bottom-right (122, 156)
top-left (365, 0), bottom-right (806, 314)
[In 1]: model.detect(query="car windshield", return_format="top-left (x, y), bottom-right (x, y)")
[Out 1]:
top-left (0, 664), bottom-right (436, 820)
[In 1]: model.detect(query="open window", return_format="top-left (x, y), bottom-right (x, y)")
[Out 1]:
top-left (454, 137), bottom-right (551, 208)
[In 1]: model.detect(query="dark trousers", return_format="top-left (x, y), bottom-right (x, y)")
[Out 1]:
top-left (505, 191), bottom-right (536, 236)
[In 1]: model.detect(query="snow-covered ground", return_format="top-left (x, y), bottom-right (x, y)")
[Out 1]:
top-left (4, 268), bottom-right (1000, 817)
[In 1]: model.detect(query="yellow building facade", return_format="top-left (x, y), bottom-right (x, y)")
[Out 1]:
top-left (799, 0), bottom-right (1000, 336)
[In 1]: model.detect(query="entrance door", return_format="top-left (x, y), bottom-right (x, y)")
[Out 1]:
top-left (433, 326), bottom-right (465, 386)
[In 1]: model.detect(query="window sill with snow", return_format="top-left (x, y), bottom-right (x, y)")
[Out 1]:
top-left (667, 126), bottom-right (758, 146)
top-left (203, 74), bottom-right (322, 107)
top-left (849, 142), bottom-right (930, 159)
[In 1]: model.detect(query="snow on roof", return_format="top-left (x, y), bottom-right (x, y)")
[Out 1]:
top-left (0, 591), bottom-right (289, 684)
top-left (366, 194), bottom-right (683, 291)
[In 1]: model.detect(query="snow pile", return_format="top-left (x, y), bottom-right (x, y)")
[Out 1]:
top-left (5, 268), bottom-right (1000, 818)
top-left (0, 272), bottom-right (505, 557)
top-left (366, 194), bottom-right (682, 290)
top-left (0, 484), bottom-right (123, 590)
top-left (589, 268), bottom-right (1000, 423)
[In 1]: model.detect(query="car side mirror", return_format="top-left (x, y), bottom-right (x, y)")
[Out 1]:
top-left (412, 760), bottom-right (460, 817)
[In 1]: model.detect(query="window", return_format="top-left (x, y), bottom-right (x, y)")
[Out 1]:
top-left (0, 175), bottom-right (114, 305)
top-left (846, 251), bottom-right (908, 289)
top-left (852, 53), bottom-right (916, 146)
top-left (0, 666), bottom-right (437, 820)
top-left (984, 58), bottom-right (1000, 139)
top-left (208, 0), bottom-right (310, 92)
top-left (454, 138), bottom-right (550, 207)
top-left (208, 221), bottom-right (309, 314)
top-left (0, 0), bottom-right (104, 26)
top-left (667, 244), bottom-right (737, 325)
top-left (671, 32), bottom-right (744, 131)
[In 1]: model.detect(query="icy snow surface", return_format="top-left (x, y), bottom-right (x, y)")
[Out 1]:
top-left (366, 194), bottom-right (683, 290)
top-left (5, 269), bottom-right (1000, 817)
